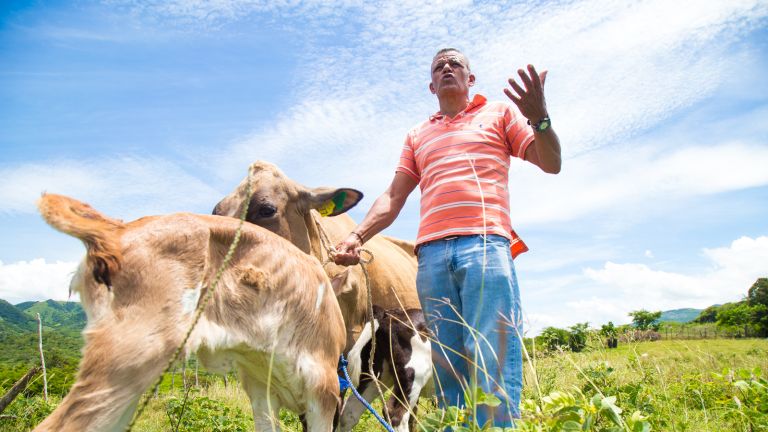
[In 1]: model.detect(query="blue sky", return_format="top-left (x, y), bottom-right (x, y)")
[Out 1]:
top-left (1, 0), bottom-right (767, 334)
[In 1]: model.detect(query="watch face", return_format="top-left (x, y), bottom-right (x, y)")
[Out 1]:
top-left (538, 119), bottom-right (551, 131)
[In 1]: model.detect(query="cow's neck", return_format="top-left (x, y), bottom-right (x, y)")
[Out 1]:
top-left (304, 211), bottom-right (327, 262)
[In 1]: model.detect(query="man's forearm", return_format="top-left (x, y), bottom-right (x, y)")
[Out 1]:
top-left (532, 128), bottom-right (562, 174)
top-left (352, 192), bottom-right (404, 243)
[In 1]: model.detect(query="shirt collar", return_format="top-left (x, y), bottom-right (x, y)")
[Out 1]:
top-left (430, 94), bottom-right (488, 121)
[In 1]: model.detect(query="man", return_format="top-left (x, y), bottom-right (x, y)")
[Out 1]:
top-left (333, 48), bottom-right (561, 427)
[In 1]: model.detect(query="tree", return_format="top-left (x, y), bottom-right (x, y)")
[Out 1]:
top-left (539, 327), bottom-right (570, 351)
top-left (693, 305), bottom-right (720, 323)
top-left (716, 302), bottom-right (767, 337)
top-left (629, 310), bottom-right (662, 331)
top-left (600, 321), bottom-right (618, 348)
top-left (568, 322), bottom-right (590, 352)
top-left (747, 277), bottom-right (768, 306)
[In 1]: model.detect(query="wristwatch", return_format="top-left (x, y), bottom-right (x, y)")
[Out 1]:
top-left (527, 116), bottom-right (551, 132)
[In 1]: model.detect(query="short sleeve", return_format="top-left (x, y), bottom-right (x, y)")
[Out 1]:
top-left (503, 105), bottom-right (535, 159)
top-left (395, 131), bottom-right (420, 182)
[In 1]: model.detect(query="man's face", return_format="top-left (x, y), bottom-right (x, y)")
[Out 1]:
top-left (429, 51), bottom-right (474, 98)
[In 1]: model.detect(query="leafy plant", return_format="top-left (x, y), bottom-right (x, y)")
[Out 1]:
top-left (165, 391), bottom-right (251, 432)
top-left (516, 389), bottom-right (651, 432)
top-left (713, 368), bottom-right (768, 430)
top-left (0, 395), bottom-right (56, 431)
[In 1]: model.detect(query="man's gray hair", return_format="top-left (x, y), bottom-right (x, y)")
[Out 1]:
top-left (433, 47), bottom-right (470, 71)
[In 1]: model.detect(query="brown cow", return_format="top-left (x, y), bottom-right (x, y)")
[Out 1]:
top-left (34, 193), bottom-right (346, 432)
top-left (213, 161), bottom-right (432, 431)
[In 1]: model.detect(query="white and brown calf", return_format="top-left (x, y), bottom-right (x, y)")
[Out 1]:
top-left (34, 193), bottom-right (346, 432)
top-left (329, 267), bottom-right (433, 432)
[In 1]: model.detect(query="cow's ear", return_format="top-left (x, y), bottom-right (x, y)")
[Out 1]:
top-left (330, 268), bottom-right (354, 296)
top-left (305, 187), bottom-right (363, 217)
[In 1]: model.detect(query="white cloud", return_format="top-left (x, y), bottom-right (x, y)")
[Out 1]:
top-left (510, 140), bottom-right (768, 227)
top-left (644, 250), bottom-right (654, 259)
top-left (0, 259), bottom-right (80, 304)
top-left (584, 236), bottom-right (768, 309)
top-left (523, 235), bottom-right (768, 334)
top-left (0, 157), bottom-right (224, 218)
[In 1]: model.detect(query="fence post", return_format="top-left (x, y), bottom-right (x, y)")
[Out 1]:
top-left (0, 366), bottom-right (42, 414)
top-left (182, 360), bottom-right (187, 390)
top-left (36, 313), bottom-right (48, 402)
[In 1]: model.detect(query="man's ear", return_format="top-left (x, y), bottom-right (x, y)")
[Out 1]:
top-left (468, 73), bottom-right (476, 87)
top-left (303, 187), bottom-right (363, 217)
top-left (429, 82), bottom-right (436, 94)
top-left (330, 268), bottom-right (354, 297)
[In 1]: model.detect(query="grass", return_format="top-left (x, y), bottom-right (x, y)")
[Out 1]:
top-left (521, 338), bottom-right (768, 431)
top-left (4, 338), bottom-right (767, 431)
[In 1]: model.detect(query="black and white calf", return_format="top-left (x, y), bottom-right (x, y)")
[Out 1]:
top-left (339, 306), bottom-right (433, 432)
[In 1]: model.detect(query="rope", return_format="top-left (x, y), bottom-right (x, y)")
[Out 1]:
top-left (339, 354), bottom-right (396, 432)
top-left (312, 216), bottom-right (390, 422)
top-left (125, 167), bottom-right (254, 432)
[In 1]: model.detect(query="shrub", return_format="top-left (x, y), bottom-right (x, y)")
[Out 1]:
top-left (568, 322), bottom-right (590, 353)
top-left (0, 395), bottom-right (55, 431)
top-left (165, 391), bottom-right (251, 432)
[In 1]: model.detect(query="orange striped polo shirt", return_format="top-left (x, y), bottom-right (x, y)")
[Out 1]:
top-left (397, 94), bottom-right (533, 258)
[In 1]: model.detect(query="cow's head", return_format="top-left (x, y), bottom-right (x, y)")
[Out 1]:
top-left (212, 161), bottom-right (363, 253)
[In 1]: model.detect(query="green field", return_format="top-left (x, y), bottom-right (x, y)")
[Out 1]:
top-left (4, 338), bottom-right (766, 431)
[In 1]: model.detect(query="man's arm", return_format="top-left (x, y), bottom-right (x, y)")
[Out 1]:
top-left (504, 64), bottom-right (562, 174)
top-left (524, 128), bottom-right (562, 174)
top-left (333, 171), bottom-right (418, 265)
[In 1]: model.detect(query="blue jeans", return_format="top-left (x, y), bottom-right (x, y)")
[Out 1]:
top-left (417, 234), bottom-right (523, 427)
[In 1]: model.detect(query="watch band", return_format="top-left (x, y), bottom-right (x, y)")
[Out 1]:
top-left (527, 116), bottom-right (551, 132)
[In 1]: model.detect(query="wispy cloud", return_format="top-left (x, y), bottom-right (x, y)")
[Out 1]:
top-left (0, 157), bottom-right (223, 217)
top-left (188, 0), bottom-right (768, 204)
top-left (18, 0), bottom-right (765, 221)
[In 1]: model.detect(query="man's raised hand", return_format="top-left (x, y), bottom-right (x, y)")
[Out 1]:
top-left (504, 64), bottom-right (548, 124)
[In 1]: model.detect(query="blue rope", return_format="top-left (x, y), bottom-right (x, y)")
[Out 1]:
top-left (338, 354), bottom-right (396, 432)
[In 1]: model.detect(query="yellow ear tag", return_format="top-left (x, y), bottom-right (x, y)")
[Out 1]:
top-left (318, 200), bottom-right (335, 217)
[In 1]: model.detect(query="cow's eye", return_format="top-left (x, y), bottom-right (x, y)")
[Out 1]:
top-left (256, 204), bottom-right (277, 218)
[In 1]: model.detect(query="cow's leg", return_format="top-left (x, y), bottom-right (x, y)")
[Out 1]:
top-left (386, 329), bottom-right (433, 432)
top-left (406, 331), bottom-right (433, 431)
top-left (337, 380), bottom-right (380, 432)
top-left (304, 391), bottom-right (339, 432)
top-left (239, 373), bottom-right (282, 431)
top-left (33, 320), bottom-right (171, 432)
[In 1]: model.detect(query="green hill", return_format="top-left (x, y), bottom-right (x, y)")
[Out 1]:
top-left (659, 308), bottom-right (702, 323)
top-left (0, 299), bottom-right (36, 332)
top-left (0, 299), bottom-right (84, 397)
top-left (17, 299), bottom-right (86, 330)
